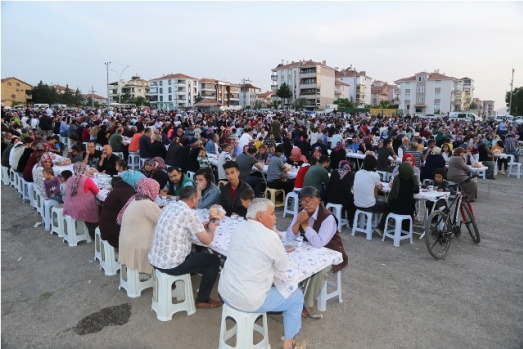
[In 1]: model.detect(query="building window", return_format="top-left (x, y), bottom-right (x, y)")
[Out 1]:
top-left (138, 89), bottom-right (141, 92)
top-left (7, 82), bottom-right (11, 86)
top-left (435, 80), bottom-right (441, 88)
top-left (434, 103), bottom-right (440, 111)
top-left (405, 94), bottom-right (410, 100)
top-left (159, 81), bottom-right (163, 86)
top-left (168, 95), bottom-right (172, 101)
top-left (159, 88), bottom-right (163, 94)
top-left (417, 97), bottom-right (424, 103)
top-left (404, 82), bottom-right (410, 88)
top-left (417, 86), bottom-right (424, 93)
top-left (159, 96), bottom-right (163, 102)
top-left (435, 92), bottom-right (441, 99)
top-left (168, 87), bottom-right (172, 93)
top-left (16, 83), bottom-right (20, 86)
top-left (417, 76), bottom-right (425, 82)
top-left (168, 79), bottom-right (172, 85)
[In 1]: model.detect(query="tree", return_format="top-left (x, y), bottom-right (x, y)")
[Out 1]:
top-left (134, 96), bottom-right (146, 107)
top-left (276, 82), bottom-right (292, 108)
top-left (506, 86), bottom-right (523, 115)
top-left (293, 97), bottom-right (308, 111)
top-left (29, 81), bottom-right (59, 104)
top-left (469, 102), bottom-right (478, 110)
top-left (194, 93), bottom-right (203, 104)
top-left (253, 100), bottom-right (264, 110)
top-left (333, 98), bottom-right (354, 109)
top-left (272, 99), bottom-right (280, 110)
top-left (379, 100), bottom-right (391, 108)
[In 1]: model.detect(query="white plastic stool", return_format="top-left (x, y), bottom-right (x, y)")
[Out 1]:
top-left (219, 303), bottom-right (270, 349)
top-left (186, 171), bottom-right (196, 181)
top-left (139, 157), bottom-right (150, 170)
top-left (31, 186), bottom-right (39, 209)
top-left (43, 199), bottom-right (59, 231)
top-left (128, 153), bottom-right (140, 170)
top-left (21, 179), bottom-right (34, 204)
top-left (506, 154), bottom-right (522, 179)
top-left (9, 168), bottom-right (18, 188)
top-left (317, 271), bottom-right (343, 312)
top-left (62, 215), bottom-right (91, 246)
top-left (2, 166), bottom-right (10, 185)
top-left (119, 264), bottom-right (154, 298)
top-left (352, 209), bottom-right (378, 240)
top-left (100, 240), bottom-right (121, 276)
top-left (11, 170), bottom-right (22, 194)
top-left (382, 213), bottom-right (413, 247)
top-left (376, 170), bottom-right (391, 182)
top-left (94, 227), bottom-right (102, 263)
top-left (50, 205), bottom-right (65, 237)
top-left (283, 191), bottom-right (299, 218)
top-left (113, 152), bottom-right (124, 160)
top-left (34, 190), bottom-right (45, 218)
top-left (151, 270), bottom-right (196, 321)
top-left (326, 203), bottom-right (349, 231)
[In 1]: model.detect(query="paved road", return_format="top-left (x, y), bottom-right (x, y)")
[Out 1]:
top-left (2, 175), bottom-right (522, 349)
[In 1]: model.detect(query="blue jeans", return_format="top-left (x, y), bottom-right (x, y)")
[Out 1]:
top-left (155, 252), bottom-right (220, 303)
top-left (224, 288), bottom-right (304, 339)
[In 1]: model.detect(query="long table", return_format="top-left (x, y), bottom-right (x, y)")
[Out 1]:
top-left (191, 213), bottom-right (343, 299)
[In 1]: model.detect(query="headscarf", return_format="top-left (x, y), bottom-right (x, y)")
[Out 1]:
top-left (338, 160), bottom-right (351, 180)
top-left (38, 152), bottom-right (54, 167)
top-left (150, 157), bottom-right (166, 173)
top-left (290, 147), bottom-right (307, 162)
top-left (70, 162), bottom-right (87, 197)
top-left (402, 153), bottom-right (416, 167)
top-left (121, 170), bottom-right (146, 191)
top-left (333, 141), bottom-right (344, 152)
top-left (388, 162), bottom-right (419, 201)
top-left (116, 178), bottom-right (160, 224)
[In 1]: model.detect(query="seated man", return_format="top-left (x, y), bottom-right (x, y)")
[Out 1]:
top-left (97, 145), bottom-right (119, 176)
top-left (148, 186), bottom-right (222, 309)
top-left (285, 186), bottom-right (348, 317)
top-left (219, 161), bottom-right (253, 217)
top-left (266, 144), bottom-right (295, 194)
top-left (83, 141), bottom-right (102, 168)
top-left (219, 198), bottom-right (305, 349)
top-left (235, 146), bottom-right (265, 197)
top-left (303, 155), bottom-right (330, 200)
top-left (161, 166), bottom-right (195, 199)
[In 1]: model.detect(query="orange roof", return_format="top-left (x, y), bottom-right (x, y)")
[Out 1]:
top-left (1, 77), bottom-right (33, 87)
top-left (150, 73), bottom-right (198, 81)
top-left (257, 91), bottom-right (274, 98)
top-left (395, 72), bottom-right (459, 83)
top-left (335, 80), bottom-right (350, 86)
top-left (82, 93), bottom-right (106, 99)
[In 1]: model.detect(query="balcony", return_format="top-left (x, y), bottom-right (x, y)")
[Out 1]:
top-left (299, 83), bottom-right (317, 88)
top-left (271, 85), bottom-right (278, 90)
top-left (271, 74), bottom-right (278, 81)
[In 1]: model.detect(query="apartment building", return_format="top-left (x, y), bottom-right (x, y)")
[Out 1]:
top-left (148, 73), bottom-right (197, 110)
top-left (271, 59), bottom-right (336, 108)
top-left (82, 93), bottom-right (107, 105)
top-left (199, 78), bottom-right (241, 110)
top-left (471, 97), bottom-right (495, 118)
top-left (109, 75), bottom-right (149, 105)
top-left (394, 70), bottom-right (467, 115)
top-left (461, 77), bottom-right (475, 110)
top-left (256, 91), bottom-right (275, 107)
top-left (335, 80), bottom-right (350, 100)
top-left (370, 81), bottom-right (400, 106)
top-left (335, 67), bottom-right (373, 107)
top-left (239, 82), bottom-right (261, 108)
top-left (1, 77), bottom-right (32, 106)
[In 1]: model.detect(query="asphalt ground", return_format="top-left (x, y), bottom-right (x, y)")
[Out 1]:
top-left (1, 174), bottom-right (522, 349)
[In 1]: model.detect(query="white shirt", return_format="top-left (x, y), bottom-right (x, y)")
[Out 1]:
top-left (148, 200), bottom-right (205, 269)
top-left (217, 151), bottom-right (232, 180)
top-left (218, 219), bottom-right (289, 311)
top-left (353, 169), bottom-right (381, 208)
top-left (238, 132), bottom-right (253, 150)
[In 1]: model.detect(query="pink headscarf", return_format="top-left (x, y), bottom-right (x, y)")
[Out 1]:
top-left (116, 178), bottom-right (160, 224)
top-left (38, 152), bottom-right (54, 167)
top-left (290, 147), bottom-right (307, 162)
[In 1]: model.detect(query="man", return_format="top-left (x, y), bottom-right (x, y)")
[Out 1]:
top-left (46, 135), bottom-right (63, 156)
top-left (376, 139), bottom-right (397, 172)
top-left (219, 161), bottom-right (253, 217)
top-left (109, 127), bottom-right (126, 153)
top-left (83, 141), bottom-right (102, 167)
top-left (1, 136), bottom-right (17, 169)
top-left (504, 131), bottom-right (520, 163)
top-left (219, 198), bottom-right (305, 349)
top-left (353, 155), bottom-right (389, 237)
top-left (303, 155), bottom-right (330, 200)
top-left (235, 146), bottom-right (265, 197)
top-left (38, 112), bottom-right (53, 137)
top-left (129, 124), bottom-right (144, 153)
top-left (266, 144), bottom-right (294, 194)
top-left (69, 133), bottom-right (86, 152)
top-left (396, 136), bottom-right (410, 159)
top-left (270, 117), bottom-right (282, 143)
top-left (148, 186), bottom-right (222, 309)
top-left (422, 139), bottom-right (436, 163)
top-left (285, 187), bottom-right (348, 318)
top-left (217, 143), bottom-right (233, 181)
top-left (67, 144), bottom-right (84, 163)
top-left (8, 135), bottom-right (24, 170)
top-left (205, 133), bottom-right (220, 155)
top-left (161, 166), bottom-right (195, 198)
top-left (310, 136), bottom-right (329, 156)
top-left (139, 127), bottom-right (154, 159)
top-left (238, 126), bottom-right (254, 150)
top-left (97, 145), bottom-right (119, 176)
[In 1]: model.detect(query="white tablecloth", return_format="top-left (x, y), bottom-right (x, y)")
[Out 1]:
top-left (191, 214), bottom-right (343, 298)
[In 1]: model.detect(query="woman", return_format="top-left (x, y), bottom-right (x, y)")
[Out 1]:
top-left (441, 143), bottom-right (452, 163)
top-left (447, 147), bottom-right (477, 202)
top-left (329, 141), bottom-right (346, 170)
top-left (465, 144), bottom-right (480, 166)
top-left (391, 153), bottom-right (421, 183)
top-left (195, 168), bottom-right (221, 209)
top-left (32, 152), bottom-right (54, 195)
top-left (99, 170), bottom-right (145, 249)
top-left (326, 160), bottom-right (355, 226)
top-left (149, 133), bottom-right (167, 159)
top-left (117, 178), bottom-right (161, 274)
top-left (287, 147), bottom-right (306, 167)
top-left (96, 124), bottom-right (108, 146)
top-left (22, 143), bottom-right (50, 182)
top-left (63, 162), bottom-right (100, 239)
top-left (388, 162), bottom-right (420, 230)
top-left (492, 139), bottom-right (508, 174)
top-left (421, 146), bottom-right (446, 181)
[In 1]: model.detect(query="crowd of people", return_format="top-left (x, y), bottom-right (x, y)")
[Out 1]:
top-left (2, 104), bottom-right (521, 348)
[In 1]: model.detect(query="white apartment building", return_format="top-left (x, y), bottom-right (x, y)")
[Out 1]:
top-left (149, 73), bottom-right (199, 110)
top-left (199, 78), bottom-right (241, 110)
top-left (394, 71), bottom-right (468, 115)
top-left (271, 59), bottom-right (336, 108)
top-left (335, 80), bottom-right (350, 100)
top-left (461, 77), bottom-right (475, 110)
top-left (335, 67), bottom-right (373, 107)
top-left (239, 83), bottom-right (261, 108)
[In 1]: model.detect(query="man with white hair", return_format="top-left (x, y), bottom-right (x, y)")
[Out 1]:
top-left (218, 198), bottom-right (305, 349)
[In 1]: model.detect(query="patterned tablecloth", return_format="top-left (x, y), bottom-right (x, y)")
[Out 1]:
top-left (191, 212), bottom-right (343, 298)
top-left (92, 174), bottom-right (113, 202)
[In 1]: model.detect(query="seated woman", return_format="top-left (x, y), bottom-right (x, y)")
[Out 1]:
top-left (424, 168), bottom-right (449, 212)
top-left (387, 162), bottom-right (420, 230)
top-left (142, 157), bottom-right (169, 190)
top-left (63, 162), bottom-right (100, 239)
top-left (391, 153), bottom-right (421, 184)
top-left (195, 168), bottom-right (221, 209)
top-left (32, 152), bottom-right (54, 195)
top-left (286, 147), bottom-right (306, 167)
top-left (421, 146), bottom-right (446, 181)
top-left (326, 160), bottom-right (355, 226)
top-left (117, 178), bottom-right (161, 274)
top-left (492, 140), bottom-right (508, 174)
top-left (22, 143), bottom-right (49, 182)
top-left (99, 170), bottom-right (145, 249)
top-left (447, 147), bottom-right (477, 202)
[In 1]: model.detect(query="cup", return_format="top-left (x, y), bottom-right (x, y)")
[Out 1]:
top-left (428, 185), bottom-right (434, 192)
top-left (295, 235), bottom-right (304, 248)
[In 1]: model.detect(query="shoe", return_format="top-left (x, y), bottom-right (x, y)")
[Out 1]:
top-left (373, 228), bottom-right (383, 238)
top-left (301, 307), bottom-right (314, 318)
top-left (500, 170), bottom-right (505, 175)
top-left (195, 298), bottom-right (223, 309)
top-left (292, 340), bottom-right (307, 349)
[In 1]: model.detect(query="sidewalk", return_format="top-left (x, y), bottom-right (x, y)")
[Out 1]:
top-left (1, 175), bottom-right (522, 349)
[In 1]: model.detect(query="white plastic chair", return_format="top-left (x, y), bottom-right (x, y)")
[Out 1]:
top-left (317, 271), bottom-right (343, 312)
top-left (219, 303), bottom-right (269, 349)
top-left (506, 154), bottom-right (522, 179)
top-left (382, 213), bottom-right (413, 247)
top-left (326, 203), bottom-right (350, 231)
top-left (151, 270), bottom-right (195, 320)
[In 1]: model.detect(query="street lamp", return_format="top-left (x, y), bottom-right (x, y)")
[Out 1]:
top-left (111, 65), bottom-right (130, 104)
top-left (104, 62), bottom-right (111, 106)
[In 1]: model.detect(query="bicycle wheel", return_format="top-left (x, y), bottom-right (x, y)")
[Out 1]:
top-left (425, 210), bottom-right (451, 259)
top-left (460, 203), bottom-right (480, 243)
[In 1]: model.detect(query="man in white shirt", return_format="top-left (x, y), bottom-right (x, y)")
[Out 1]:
top-left (238, 126), bottom-right (254, 150)
top-left (218, 198), bottom-right (305, 349)
top-left (217, 143), bottom-right (233, 181)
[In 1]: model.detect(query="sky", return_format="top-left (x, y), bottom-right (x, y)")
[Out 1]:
top-left (2, 1), bottom-right (523, 111)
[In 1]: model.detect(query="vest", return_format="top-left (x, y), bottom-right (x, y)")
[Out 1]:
top-left (299, 205), bottom-right (348, 273)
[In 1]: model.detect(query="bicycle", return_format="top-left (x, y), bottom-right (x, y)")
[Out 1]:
top-left (424, 175), bottom-right (480, 259)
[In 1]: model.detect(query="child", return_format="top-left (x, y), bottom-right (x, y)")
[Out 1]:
top-left (60, 170), bottom-right (73, 199)
top-left (42, 167), bottom-right (63, 203)
top-left (197, 147), bottom-right (211, 170)
top-left (115, 159), bottom-right (127, 176)
top-left (239, 188), bottom-right (255, 215)
top-left (425, 168), bottom-right (449, 212)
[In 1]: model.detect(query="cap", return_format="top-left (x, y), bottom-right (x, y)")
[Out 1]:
top-left (298, 186), bottom-right (321, 199)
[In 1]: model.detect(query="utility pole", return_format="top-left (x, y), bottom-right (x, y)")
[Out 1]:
top-left (241, 78), bottom-right (251, 109)
top-left (509, 68), bottom-right (515, 115)
top-left (89, 86), bottom-right (96, 107)
top-left (104, 62), bottom-right (111, 106)
top-left (111, 65), bottom-right (130, 105)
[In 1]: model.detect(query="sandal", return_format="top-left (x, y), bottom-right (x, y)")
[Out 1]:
top-left (293, 340), bottom-right (306, 349)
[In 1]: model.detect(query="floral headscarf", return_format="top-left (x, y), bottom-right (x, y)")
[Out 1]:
top-left (70, 162), bottom-right (87, 197)
top-left (333, 141), bottom-right (344, 152)
top-left (150, 157), bottom-right (166, 173)
top-left (116, 178), bottom-right (160, 224)
top-left (402, 153), bottom-right (416, 167)
top-left (338, 160), bottom-right (351, 180)
top-left (121, 170), bottom-right (146, 191)
top-left (38, 152), bottom-right (54, 167)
